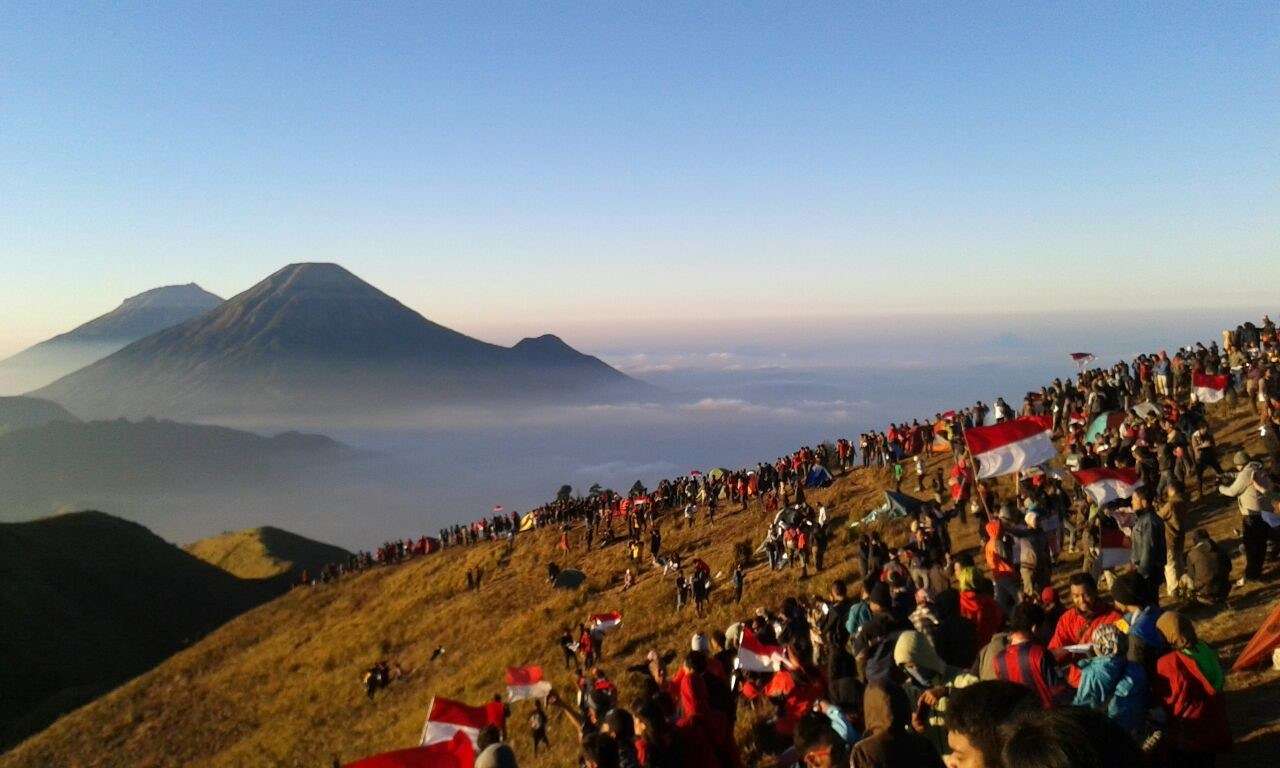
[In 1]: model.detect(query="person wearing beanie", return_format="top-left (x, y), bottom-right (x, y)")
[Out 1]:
top-left (1219, 449), bottom-right (1270, 584)
top-left (1072, 623), bottom-right (1148, 737)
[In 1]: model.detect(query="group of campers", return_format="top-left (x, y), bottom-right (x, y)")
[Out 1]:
top-left (340, 317), bottom-right (1280, 768)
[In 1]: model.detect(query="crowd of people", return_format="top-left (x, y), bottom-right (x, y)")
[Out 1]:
top-left (432, 315), bottom-right (1280, 768)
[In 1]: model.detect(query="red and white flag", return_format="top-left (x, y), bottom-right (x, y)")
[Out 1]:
top-left (963, 416), bottom-right (1056, 479)
top-left (589, 611), bottom-right (622, 633)
top-left (492, 505), bottom-right (504, 513)
top-left (737, 626), bottom-right (787, 672)
top-left (420, 697), bottom-right (487, 748)
top-left (1193, 372), bottom-right (1229, 404)
top-left (346, 731), bottom-right (475, 768)
top-left (505, 666), bottom-right (552, 702)
top-left (1072, 467), bottom-right (1142, 506)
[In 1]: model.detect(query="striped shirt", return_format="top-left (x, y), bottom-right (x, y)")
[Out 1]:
top-left (994, 640), bottom-right (1067, 709)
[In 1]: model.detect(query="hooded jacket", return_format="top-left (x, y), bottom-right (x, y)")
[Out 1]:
top-left (850, 683), bottom-right (944, 768)
top-left (1219, 461), bottom-right (1269, 515)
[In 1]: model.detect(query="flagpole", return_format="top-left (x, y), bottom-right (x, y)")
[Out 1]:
top-left (420, 695), bottom-right (436, 745)
top-left (965, 446), bottom-right (992, 520)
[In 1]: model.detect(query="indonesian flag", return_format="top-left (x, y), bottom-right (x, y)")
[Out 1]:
top-left (420, 697), bottom-right (487, 748)
top-left (505, 666), bottom-right (552, 702)
top-left (963, 416), bottom-right (1056, 479)
top-left (589, 611), bottom-right (622, 633)
top-left (1193, 372), bottom-right (1229, 403)
top-left (1073, 467), bottom-right (1142, 506)
top-left (345, 732), bottom-right (475, 768)
top-left (737, 626), bottom-right (787, 672)
top-left (492, 505), bottom-right (504, 513)
top-left (1070, 352), bottom-right (1095, 364)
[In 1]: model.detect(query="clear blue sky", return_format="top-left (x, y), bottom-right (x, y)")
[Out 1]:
top-left (2, 2), bottom-right (1278, 356)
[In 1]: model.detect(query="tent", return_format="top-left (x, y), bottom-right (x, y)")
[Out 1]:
top-left (519, 512), bottom-right (537, 532)
top-left (852, 491), bottom-right (922, 527)
top-left (1232, 602), bottom-right (1280, 672)
top-left (1085, 411), bottom-right (1125, 443)
top-left (707, 467), bottom-right (730, 481)
top-left (553, 569), bottom-right (587, 589)
top-left (804, 465), bottom-right (833, 488)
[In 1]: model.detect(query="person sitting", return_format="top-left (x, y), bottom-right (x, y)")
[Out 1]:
top-left (944, 681), bottom-right (1039, 768)
top-left (1150, 612), bottom-right (1231, 764)
top-left (1072, 623), bottom-right (1148, 738)
top-left (1185, 529), bottom-right (1231, 605)
top-left (992, 603), bottom-right (1068, 709)
top-left (849, 682), bottom-right (942, 768)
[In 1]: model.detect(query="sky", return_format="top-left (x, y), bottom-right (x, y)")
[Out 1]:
top-left (2, 2), bottom-right (1278, 359)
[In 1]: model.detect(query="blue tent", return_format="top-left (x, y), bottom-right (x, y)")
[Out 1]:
top-left (804, 465), bottom-right (834, 488)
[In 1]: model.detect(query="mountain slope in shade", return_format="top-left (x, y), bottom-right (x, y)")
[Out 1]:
top-left (185, 526), bottom-right (352, 580)
top-left (33, 263), bottom-right (653, 419)
top-left (0, 511), bottom-right (279, 749)
top-left (0, 284), bottom-right (223, 395)
top-left (0, 396), bottom-right (79, 435)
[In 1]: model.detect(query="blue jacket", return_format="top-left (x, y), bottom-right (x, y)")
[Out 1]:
top-left (1074, 654), bottom-right (1148, 734)
top-left (1130, 510), bottom-right (1166, 582)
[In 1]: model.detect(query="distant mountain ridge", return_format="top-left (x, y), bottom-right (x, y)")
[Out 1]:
top-left (0, 511), bottom-right (280, 749)
top-left (0, 418), bottom-right (349, 523)
top-left (0, 396), bottom-right (78, 435)
top-left (33, 263), bottom-right (653, 419)
top-left (0, 284), bottom-right (222, 395)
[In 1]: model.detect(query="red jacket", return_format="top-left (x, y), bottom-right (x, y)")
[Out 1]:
top-left (959, 589), bottom-right (1004, 647)
top-left (1153, 650), bottom-right (1231, 753)
top-left (1048, 606), bottom-right (1122, 688)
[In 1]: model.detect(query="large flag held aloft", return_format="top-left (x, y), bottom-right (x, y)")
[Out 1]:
top-left (420, 697), bottom-right (487, 748)
top-left (964, 416), bottom-right (1055, 479)
top-left (1193, 372), bottom-right (1229, 404)
top-left (737, 626), bottom-right (787, 672)
top-left (1072, 467), bottom-right (1142, 506)
top-left (589, 611), bottom-right (623, 633)
top-left (345, 731), bottom-right (475, 768)
top-left (505, 666), bottom-right (552, 702)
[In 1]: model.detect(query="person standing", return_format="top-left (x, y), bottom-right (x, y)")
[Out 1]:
top-left (1129, 489), bottom-right (1167, 586)
top-left (1219, 450), bottom-right (1270, 585)
top-left (731, 562), bottom-right (745, 604)
top-left (1157, 485), bottom-right (1189, 597)
top-left (530, 700), bottom-right (550, 755)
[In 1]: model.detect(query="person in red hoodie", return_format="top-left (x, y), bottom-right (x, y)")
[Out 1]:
top-left (954, 554), bottom-right (1004, 648)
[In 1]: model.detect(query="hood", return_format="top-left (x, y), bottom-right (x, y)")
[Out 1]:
top-left (985, 520), bottom-right (1003, 539)
top-left (892, 630), bottom-right (947, 678)
top-left (862, 682), bottom-right (910, 735)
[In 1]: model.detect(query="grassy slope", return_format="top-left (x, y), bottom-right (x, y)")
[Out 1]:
top-left (4, 403), bottom-right (1279, 767)
top-left (185, 527), bottom-right (353, 581)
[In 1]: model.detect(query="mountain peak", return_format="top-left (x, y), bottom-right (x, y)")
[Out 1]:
top-left (118, 283), bottom-right (222, 312)
top-left (513, 333), bottom-right (571, 349)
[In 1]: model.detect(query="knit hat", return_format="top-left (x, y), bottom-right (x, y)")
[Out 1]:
top-left (1090, 623), bottom-right (1124, 658)
top-left (691, 633), bottom-right (710, 652)
top-left (868, 582), bottom-right (892, 610)
top-left (1039, 586), bottom-right (1058, 607)
top-left (475, 743), bottom-right (518, 768)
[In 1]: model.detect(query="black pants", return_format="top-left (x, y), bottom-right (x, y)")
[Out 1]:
top-left (1242, 515), bottom-right (1268, 580)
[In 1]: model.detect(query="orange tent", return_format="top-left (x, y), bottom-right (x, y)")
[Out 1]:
top-left (1232, 601), bottom-right (1280, 672)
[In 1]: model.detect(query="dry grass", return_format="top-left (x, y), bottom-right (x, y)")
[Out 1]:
top-left (185, 527), bottom-right (352, 581)
top-left (4, 402), bottom-right (1279, 767)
